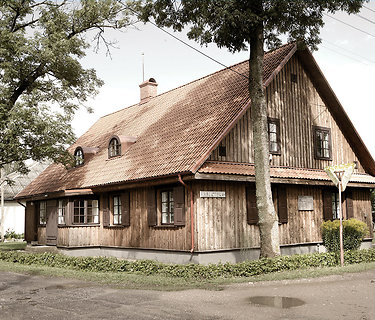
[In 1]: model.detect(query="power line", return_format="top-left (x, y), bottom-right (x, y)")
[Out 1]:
top-left (363, 5), bottom-right (375, 14)
top-left (146, 19), bottom-right (249, 80)
top-left (122, 3), bottom-right (249, 80)
top-left (320, 44), bottom-right (368, 65)
top-left (322, 38), bottom-right (375, 64)
top-left (323, 13), bottom-right (375, 38)
top-left (355, 13), bottom-right (375, 25)
top-left (123, 4), bottom-right (373, 79)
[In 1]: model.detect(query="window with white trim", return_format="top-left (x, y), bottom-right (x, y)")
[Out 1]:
top-left (161, 190), bottom-right (174, 224)
top-left (74, 147), bottom-right (84, 166)
top-left (108, 137), bottom-right (121, 158)
top-left (73, 199), bottom-right (99, 224)
top-left (332, 192), bottom-right (340, 220)
top-left (58, 200), bottom-right (66, 224)
top-left (39, 201), bottom-right (46, 225)
top-left (113, 195), bottom-right (122, 225)
top-left (268, 118), bottom-right (280, 154)
top-left (314, 126), bottom-right (331, 160)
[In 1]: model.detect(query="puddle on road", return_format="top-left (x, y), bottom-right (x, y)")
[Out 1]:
top-left (249, 296), bottom-right (305, 309)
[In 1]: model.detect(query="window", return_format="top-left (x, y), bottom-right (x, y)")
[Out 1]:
top-left (161, 190), bottom-right (174, 224)
top-left (218, 146), bottom-right (226, 157)
top-left (58, 200), bottom-right (66, 224)
top-left (332, 192), bottom-right (340, 220)
top-left (147, 187), bottom-right (185, 227)
top-left (113, 195), bottom-right (122, 225)
top-left (291, 73), bottom-right (297, 83)
top-left (108, 137), bottom-right (121, 158)
top-left (39, 201), bottom-right (46, 225)
top-left (73, 199), bottom-right (99, 224)
top-left (314, 126), bottom-right (331, 160)
top-left (268, 118), bottom-right (280, 154)
top-left (74, 147), bottom-right (84, 166)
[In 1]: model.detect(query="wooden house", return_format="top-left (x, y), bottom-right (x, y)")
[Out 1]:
top-left (16, 43), bottom-right (375, 264)
top-left (1, 161), bottom-right (49, 237)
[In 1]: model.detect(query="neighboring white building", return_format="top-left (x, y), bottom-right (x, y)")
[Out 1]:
top-left (1, 162), bottom-right (49, 236)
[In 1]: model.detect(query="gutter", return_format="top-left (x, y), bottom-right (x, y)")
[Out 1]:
top-left (178, 174), bottom-right (194, 253)
top-left (17, 201), bottom-right (26, 208)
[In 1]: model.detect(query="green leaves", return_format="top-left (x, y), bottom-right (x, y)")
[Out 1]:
top-left (141, 0), bottom-right (366, 52)
top-left (1, 248), bottom-right (375, 279)
top-left (322, 219), bottom-right (370, 252)
top-left (0, 0), bottom-right (139, 174)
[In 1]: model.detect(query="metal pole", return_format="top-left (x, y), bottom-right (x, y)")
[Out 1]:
top-left (338, 181), bottom-right (344, 267)
top-left (0, 168), bottom-right (4, 242)
top-left (142, 52), bottom-right (145, 82)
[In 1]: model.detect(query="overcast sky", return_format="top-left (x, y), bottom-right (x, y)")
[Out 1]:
top-left (74, 2), bottom-right (375, 161)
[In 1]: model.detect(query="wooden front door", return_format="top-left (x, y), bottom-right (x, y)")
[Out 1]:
top-left (46, 200), bottom-right (58, 245)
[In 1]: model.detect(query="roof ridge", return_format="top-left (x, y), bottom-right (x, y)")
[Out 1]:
top-left (100, 42), bottom-right (296, 120)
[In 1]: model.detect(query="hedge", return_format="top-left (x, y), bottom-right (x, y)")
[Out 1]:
top-left (1, 248), bottom-right (375, 279)
top-left (322, 219), bottom-right (369, 252)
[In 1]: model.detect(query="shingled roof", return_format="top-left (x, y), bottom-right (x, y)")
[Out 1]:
top-left (16, 43), bottom-right (375, 199)
top-left (3, 162), bottom-right (50, 200)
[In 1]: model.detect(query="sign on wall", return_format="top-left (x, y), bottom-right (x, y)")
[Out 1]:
top-left (200, 191), bottom-right (226, 198)
top-left (298, 196), bottom-right (314, 211)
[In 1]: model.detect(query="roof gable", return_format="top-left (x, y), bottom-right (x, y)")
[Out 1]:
top-left (17, 42), bottom-right (374, 199)
top-left (296, 49), bottom-right (375, 175)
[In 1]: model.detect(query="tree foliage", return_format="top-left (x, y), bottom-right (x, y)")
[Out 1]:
top-left (0, 0), bottom-right (138, 174)
top-left (140, 0), bottom-right (366, 258)
top-left (141, 0), bottom-right (364, 52)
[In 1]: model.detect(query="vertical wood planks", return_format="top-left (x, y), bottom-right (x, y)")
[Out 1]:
top-left (208, 55), bottom-right (365, 172)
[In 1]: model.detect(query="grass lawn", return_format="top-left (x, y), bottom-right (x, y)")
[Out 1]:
top-left (0, 241), bottom-right (26, 251)
top-left (0, 257), bottom-right (374, 291)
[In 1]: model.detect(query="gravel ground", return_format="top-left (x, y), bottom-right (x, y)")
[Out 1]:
top-left (0, 269), bottom-right (374, 320)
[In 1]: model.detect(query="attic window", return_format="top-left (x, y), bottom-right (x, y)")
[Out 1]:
top-left (314, 126), bottom-right (331, 160)
top-left (218, 146), bottom-right (226, 157)
top-left (108, 137), bottom-right (121, 158)
top-left (74, 147), bottom-right (84, 166)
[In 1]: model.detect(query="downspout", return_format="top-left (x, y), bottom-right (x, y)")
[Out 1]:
top-left (17, 201), bottom-right (26, 208)
top-left (178, 174), bottom-right (194, 253)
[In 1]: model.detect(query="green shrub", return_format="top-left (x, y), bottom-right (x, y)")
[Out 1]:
top-left (0, 249), bottom-right (375, 279)
top-left (322, 219), bottom-right (369, 252)
top-left (3, 229), bottom-right (24, 240)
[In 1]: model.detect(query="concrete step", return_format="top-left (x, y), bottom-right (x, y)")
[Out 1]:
top-left (25, 244), bottom-right (59, 254)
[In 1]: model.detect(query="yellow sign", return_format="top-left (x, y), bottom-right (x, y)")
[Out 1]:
top-left (324, 163), bottom-right (355, 192)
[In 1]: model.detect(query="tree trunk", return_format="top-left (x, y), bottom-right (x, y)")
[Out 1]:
top-left (249, 20), bottom-right (280, 258)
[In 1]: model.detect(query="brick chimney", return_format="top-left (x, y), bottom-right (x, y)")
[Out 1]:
top-left (139, 78), bottom-right (158, 104)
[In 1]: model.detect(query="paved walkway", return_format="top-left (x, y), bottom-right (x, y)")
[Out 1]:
top-left (0, 269), bottom-right (374, 319)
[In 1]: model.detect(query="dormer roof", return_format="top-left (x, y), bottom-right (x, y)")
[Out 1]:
top-left (16, 43), bottom-right (375, 199)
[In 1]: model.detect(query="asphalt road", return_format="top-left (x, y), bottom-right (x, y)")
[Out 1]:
top-left (0, 269), bottom-right (374, 320)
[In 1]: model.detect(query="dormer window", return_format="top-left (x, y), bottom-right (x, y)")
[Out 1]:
top-left (74, 147), bottom-right (84, 166)
top-left (108, 137), bottom-right (121, 158)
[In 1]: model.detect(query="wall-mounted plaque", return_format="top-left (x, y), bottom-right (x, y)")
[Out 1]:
top-left (200, 191), bottom-right (226, 198)
top-left (298, 196), bottom-right (314, 211)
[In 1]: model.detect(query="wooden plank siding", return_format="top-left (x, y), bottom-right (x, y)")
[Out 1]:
top-left (37, 227), bottom-right (46, 245)
top-left (33, 181), bottom-right (372, 251)
top-left (194, 180), bottom-right (372, 252)
top-left (209, 55), bottom-right (365, 173)
top-left (52, 187), bottom-right (193, 251)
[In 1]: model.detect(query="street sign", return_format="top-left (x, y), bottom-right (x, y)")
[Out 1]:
top-left (324, 163), bottom-right (355, 192)
top-left (324, 163), bottom-right (356, 267)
